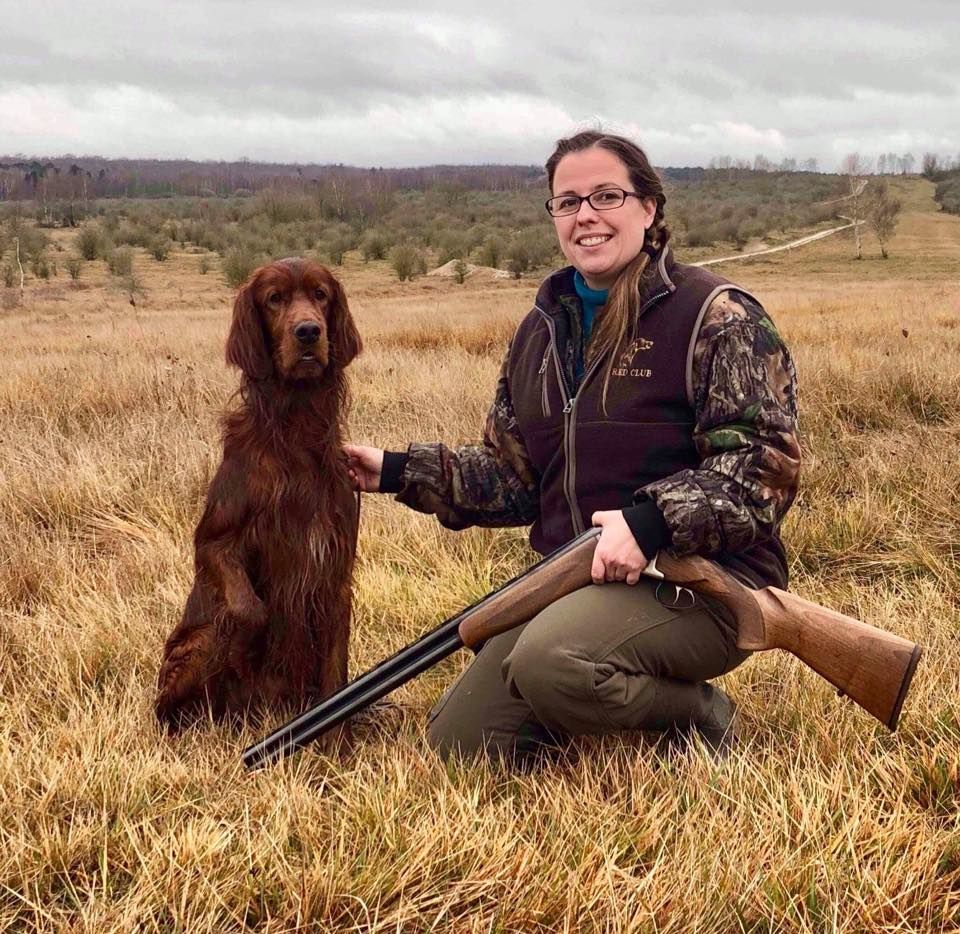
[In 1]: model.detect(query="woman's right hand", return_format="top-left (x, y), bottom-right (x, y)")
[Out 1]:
top-left (344, 444), bottom-right (385, 492)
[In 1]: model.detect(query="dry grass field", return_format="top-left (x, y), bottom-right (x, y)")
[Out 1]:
top-left (0, 178), bottom-right (958, 932)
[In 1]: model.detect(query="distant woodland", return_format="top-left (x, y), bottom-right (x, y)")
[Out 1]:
top-left (0, 153), bottom-right (940, 290)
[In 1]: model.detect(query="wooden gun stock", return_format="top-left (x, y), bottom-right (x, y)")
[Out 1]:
top-left (458, 529), bottom-right (922, 731)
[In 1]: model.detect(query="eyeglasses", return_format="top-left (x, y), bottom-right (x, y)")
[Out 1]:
top-left (545, 187), bottom-right (644, 217)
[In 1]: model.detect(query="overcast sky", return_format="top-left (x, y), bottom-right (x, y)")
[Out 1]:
top-left (2, 0), bottom-right (957, 171)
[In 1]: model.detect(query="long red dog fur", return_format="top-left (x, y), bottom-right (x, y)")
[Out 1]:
top-left (155, 258), bottom-right (362, 742)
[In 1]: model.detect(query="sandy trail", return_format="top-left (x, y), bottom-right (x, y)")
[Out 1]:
top-left (694, 221), bottom-right (864, 267)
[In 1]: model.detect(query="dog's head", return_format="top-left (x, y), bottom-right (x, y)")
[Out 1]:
top-left (226, 258), bottom-right (362, 382)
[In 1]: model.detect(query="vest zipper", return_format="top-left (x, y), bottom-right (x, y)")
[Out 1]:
top-left (539, 346), bottom-right (551, 417)
top-left (536, 305), bottom-right (606, 537)
top-left (562, 352), bottom-right (607, 534)
top-left (536, 307), bottom-right (579, 532)
top-left (639, 287), bottom-right (671, 318)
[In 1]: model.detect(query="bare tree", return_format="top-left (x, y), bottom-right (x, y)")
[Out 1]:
top-left (841, 153), bottom-right (871, 260)
top-left (13, 237), bottom-right (24, 304)
top-left (921, 153), bottom-right (939, 178)
top-left (865, 181), bottom-right (902, 259)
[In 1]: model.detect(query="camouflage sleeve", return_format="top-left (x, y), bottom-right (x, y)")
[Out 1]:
top-left (394, 347), bottom-right (540, 530)
top-left (638, 290), bottom-right (801, 557)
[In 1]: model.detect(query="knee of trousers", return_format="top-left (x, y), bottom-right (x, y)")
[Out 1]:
top-left (426, 708), bottom-right (525, 764)
top-left (502, 628), bottom-right (604, 730)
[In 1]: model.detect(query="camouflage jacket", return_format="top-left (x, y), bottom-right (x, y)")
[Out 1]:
top-left (382, 245), bottom-right (800, 587)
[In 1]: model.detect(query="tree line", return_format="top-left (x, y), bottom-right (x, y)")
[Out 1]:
top-left (0, 161), bottom-right (906, 299)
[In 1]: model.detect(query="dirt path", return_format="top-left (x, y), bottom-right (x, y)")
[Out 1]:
top-left (693, 221), bottom-right (864, 268)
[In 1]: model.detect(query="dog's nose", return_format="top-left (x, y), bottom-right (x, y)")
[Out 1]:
top-left (294, 321), bottom-right (322, 345)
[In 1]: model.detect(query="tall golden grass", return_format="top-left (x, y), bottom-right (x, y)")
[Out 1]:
top-left (0, 180), bottom-right (957, 931)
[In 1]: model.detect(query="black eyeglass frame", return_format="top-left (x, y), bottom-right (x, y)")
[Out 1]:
top-left (544, 187), bottom-right (645, 217)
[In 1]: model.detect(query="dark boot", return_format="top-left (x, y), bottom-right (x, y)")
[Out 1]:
top-left (692, 686), bottom-right (739, 758)
top-left (660, 684), bottom-right (739, 759)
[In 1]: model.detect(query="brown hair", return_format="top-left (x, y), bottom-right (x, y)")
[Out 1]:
top-left (546, 130), bottom-right (671, 412)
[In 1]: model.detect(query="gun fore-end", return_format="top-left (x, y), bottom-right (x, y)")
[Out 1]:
top-left (457, 529), bottom-right (599, 649)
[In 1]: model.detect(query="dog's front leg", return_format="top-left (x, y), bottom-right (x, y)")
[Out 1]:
top-left (198, 542), bottom-right (268, 680)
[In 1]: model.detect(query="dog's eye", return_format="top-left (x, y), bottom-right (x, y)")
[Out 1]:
top-left (314, 289), bottom-right (328, 302)
top-left (267, 292), bottom-right (283, 305)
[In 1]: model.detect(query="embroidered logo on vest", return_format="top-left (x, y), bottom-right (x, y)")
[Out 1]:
top-left (612, 337), bottom-right (654, 378)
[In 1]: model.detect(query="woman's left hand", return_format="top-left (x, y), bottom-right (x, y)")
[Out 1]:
top-left (590, 510), bottom-right (649, 585)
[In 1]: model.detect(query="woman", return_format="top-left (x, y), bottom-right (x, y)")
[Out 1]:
top-left (345, 131), bottom-right (800, 764)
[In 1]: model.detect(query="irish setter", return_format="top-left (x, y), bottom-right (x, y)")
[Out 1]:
top-left (155, 258), bottom-right (362, 745)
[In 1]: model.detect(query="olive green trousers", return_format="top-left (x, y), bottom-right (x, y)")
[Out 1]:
top-left (426, 578), bottom-right (751, 763)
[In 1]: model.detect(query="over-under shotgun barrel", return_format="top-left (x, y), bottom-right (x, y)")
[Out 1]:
top-left (242, 531), bottom-right (602, 770)
top-left (243, 529), bottom-right (921, 770)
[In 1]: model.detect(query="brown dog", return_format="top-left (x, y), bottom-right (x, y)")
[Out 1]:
top-left (155, 258), bottom-right (362, 742)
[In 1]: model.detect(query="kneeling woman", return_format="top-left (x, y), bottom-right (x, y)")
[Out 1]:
top-left (346, 130), bottom-right (800, 762)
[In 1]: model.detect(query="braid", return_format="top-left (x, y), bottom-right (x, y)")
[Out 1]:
top-left (646, 210), bottom-right (670, 252)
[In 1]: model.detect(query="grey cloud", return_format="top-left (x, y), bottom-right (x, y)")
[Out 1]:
top-left (1, 0), bottom-right (957, 167)
top-left (3, 16), bottom-right (538, 118)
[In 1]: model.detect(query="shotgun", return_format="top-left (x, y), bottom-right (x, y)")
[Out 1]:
top-left (242, 528), bottom-right (922, 770)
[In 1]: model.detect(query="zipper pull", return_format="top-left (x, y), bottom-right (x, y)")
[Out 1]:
top-left (563, 397), bottom-right (575, 414)
top-left (538, 351), bottom-right (549, 375)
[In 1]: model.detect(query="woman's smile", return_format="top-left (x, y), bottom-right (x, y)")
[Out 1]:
top-left (576, 233), bottom-right (613, 247)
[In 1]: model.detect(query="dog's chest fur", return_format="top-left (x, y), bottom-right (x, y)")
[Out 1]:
top-left (245, 462), bottom-right (354, 590)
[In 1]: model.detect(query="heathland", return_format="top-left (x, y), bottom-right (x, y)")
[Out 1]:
top-left (0, 176), bottom-right (957, 931)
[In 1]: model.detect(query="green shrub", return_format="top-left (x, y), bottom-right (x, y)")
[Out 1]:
top-left (76, 226), bottom-right (102, 260)
top-left (736, 219), bottom-right (765, 247)
top-left (222, 246), bottom-right (264, 288)
top-left (96, 235), bottom-right (117, 261)
top-left (28, 248), bottom-right (50, 278)
top-left (684, 227), bottom-right (715, 248)
top-left (436, 231), bottom-right (468, 266)
top-left (321, 235), bottom-right (354, 266)
top-left (713, 218), bottom-right (739, 243)
top-left (65, 255), bottom-right (84, 281)
top-left (106, 246), bottom-right (134, 277)
top-left (524, 231), bottom-right (559, 270)
top-left (389, 244), bottom-right (426, 281)
top-left (149, 238), bottom-right (171, 262)
top-left (9, 224), bottom-right (48, 262)
top-left (198, 254), bottom-right (212, 275)
top-left (934, 174), bottom-right (960, 215)
top-left (477, 236), bottom-right (504, 268)
top-left (506, 236), bottom-right (531, 278)
top-left (360, 230), bottom-right (390, 262)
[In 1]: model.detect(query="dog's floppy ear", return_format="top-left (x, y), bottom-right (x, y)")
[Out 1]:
top-left (226, 278), bottom-right (273, 380)
top-left (328, 277), bottom-right (362, 368)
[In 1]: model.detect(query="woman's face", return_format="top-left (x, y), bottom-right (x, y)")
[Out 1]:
top-left (550, 146), bottom-right (656, 290)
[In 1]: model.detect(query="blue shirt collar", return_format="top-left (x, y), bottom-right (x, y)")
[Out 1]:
top-left (573, 270), bottom-right (609, 307)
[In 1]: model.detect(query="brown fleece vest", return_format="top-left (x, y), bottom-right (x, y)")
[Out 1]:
top-left (508, 262), bottom-right (787, 589)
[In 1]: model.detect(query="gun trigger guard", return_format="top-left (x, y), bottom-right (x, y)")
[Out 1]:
top-left (654, 582), bottom-right (697, 611)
